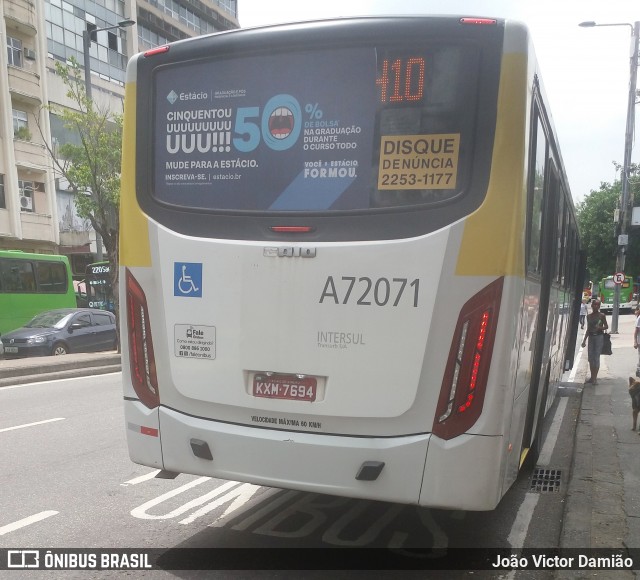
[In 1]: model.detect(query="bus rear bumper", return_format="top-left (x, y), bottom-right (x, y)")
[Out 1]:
top-left (420, 432), bottom-right (504, 510)
top-left (156, 406), bottom-right (430, 505)
top-left (125, 400), bottom-right (163, 468)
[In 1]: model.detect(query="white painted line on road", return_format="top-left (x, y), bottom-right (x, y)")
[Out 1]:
top-left (507, 491), bottom-right (539, 549)
top-left (0, 511), bottom-right (59, 536)
top-left (537, 397), bottom-right (568, 467)
top-left (121, 470), bottom-right (161, 486)
top-left (0, 371), bottom-right (121, 389)
top-left (0, 418), bottom-right (65, 433)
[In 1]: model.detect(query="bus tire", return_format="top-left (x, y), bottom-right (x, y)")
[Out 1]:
top-left (51, 342), bottom-right (69, 356)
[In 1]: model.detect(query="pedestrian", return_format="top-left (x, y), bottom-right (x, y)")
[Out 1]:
top-left (634, 307), bottom-right (640, 377)
top-left (579, 300), bottom-right (588, 329)
top-left (581, 300), bottom-right (608, 385)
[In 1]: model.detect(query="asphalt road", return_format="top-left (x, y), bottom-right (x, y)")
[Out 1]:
top-left (0, 370), bottom-right (584, 578)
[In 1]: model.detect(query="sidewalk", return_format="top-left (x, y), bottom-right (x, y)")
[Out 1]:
top-left (560, 313), bottom-right (640, 563)
top-left (0, 350), bottom-right (121, 388)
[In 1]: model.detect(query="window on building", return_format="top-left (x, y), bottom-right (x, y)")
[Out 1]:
top-left (0, 175), bottom-right (5, 209)
top-left (108, 30), bottom-right (118, 51)
top-left (7, 36), bottom-right (23, 67)
top-left (12, 109), bottom-right (29, 138)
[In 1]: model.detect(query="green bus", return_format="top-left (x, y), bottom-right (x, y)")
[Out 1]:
top-left (0, 251), bottom-right (76, 334)
top-left (599, 275), bottom-right (634, 314)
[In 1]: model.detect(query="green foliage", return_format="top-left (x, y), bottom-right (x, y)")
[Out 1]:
top-left (576, 164), bottom-right (640, 282)
top-left (575, 183), bottom-right (617, 281)
top-left (52, 60), bottom-right (122, 241)
top-left (44, 58), bottom-right (122, 345)
top-left (14, 126), bottom-right (32, 140)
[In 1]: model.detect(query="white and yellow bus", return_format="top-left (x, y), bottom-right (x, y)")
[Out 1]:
top-left (120, 16), bottom-right (583, 510)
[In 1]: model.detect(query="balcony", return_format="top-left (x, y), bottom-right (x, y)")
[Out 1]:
top-left (0, 210), bottom-right (12, 238)
top-left (4, 0), bottom-right (38, 36)
top-left (20, 211), bottom-right (55, 243)
top-left (60, 230), bottom-right (91, 247)
top-left (8, 65), bottom-right (41, 104)
top-left (14, 139), bottom-right (49, 173)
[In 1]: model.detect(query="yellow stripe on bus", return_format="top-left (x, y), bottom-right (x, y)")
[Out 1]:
top-left (455, 53), bottom-right (528, 277)
top-left (120, 82), bottom-right (151, 267)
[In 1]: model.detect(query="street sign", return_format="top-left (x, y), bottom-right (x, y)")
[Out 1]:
top-left (613, 272), bottom-right (625, 285)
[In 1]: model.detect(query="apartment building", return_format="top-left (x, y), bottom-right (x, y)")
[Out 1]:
top-left (0, 0), bottom-right (238, 276)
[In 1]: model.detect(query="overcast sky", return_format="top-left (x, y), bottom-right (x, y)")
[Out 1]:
top-left (237, 0), bottom-right (639, 203)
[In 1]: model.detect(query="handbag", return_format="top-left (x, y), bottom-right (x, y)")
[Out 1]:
top-left (602, 332), bottom-right (612, 356)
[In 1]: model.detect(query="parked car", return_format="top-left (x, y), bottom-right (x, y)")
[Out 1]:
top-left (0, 308), bottom-right (117, 358)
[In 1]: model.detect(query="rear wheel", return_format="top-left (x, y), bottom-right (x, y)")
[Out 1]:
top-left (51, 342), bottom-right (69, 356)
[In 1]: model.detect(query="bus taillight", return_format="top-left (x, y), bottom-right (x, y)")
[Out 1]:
top-left (433, 278), bottom-right (503, 440)
top-left (125, 269), bottom-right (159, 409)
top-left (459, 17), bottom-right (497, 26)
top-left (144, 45), bottom-right (170, 57)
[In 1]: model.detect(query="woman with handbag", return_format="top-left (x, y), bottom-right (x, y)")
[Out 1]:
top-left (581, 299), bottom-right (608, 385)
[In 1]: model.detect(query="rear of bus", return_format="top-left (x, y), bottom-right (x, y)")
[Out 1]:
top-left (121, 17), bottom-right (529, 509)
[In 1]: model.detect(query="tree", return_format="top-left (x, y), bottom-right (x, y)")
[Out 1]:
top-left (37, 59), bottom-right (122, 347)
top-left (576, 163), bottom-right (640, 283)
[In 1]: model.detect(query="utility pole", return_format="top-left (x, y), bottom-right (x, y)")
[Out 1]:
top-left (82, 19), bottom-right (135, 262)
top-left (579, 21), bottom-right (639, 332)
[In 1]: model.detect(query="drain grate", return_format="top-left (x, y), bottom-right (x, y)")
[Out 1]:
top-left (530, 467), bottom-right (562, 493)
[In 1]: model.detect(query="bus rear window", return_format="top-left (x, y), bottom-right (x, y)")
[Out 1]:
top-left (151, 43), bottom-right (482, 212)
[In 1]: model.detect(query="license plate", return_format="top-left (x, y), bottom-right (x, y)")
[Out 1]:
top-left (4, 346), bottom-right (18, 353)
top-left (253, 374), bottom-right (317, 402)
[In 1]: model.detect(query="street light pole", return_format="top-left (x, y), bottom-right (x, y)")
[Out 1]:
top-left (579, 21), bottom-right (639, 333)
top-left (82, 19), bottom-right (134, 261)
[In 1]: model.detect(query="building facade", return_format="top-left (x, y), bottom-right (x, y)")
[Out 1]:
top-left (0, 0), bottom-right (238, 277)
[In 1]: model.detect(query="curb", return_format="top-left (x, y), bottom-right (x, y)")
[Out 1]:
top-left (0, 353), bottom-right (121, 388)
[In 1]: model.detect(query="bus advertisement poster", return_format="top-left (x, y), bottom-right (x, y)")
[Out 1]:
top-left (154, 48), bottom-right (376, 211)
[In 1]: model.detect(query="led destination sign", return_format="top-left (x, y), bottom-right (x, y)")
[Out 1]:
top-left (376, 57), bottom-right (426, 103)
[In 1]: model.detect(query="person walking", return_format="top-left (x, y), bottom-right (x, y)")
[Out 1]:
top-left (581, 299), bottom-right (608, 385)
top-left (579, 300), bottom-right (588, 329)
top-left (634, 306), bottom-right (640, 377)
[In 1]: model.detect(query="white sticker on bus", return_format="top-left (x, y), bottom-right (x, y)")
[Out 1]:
top-left (174, 324), bottom-right (216, 359)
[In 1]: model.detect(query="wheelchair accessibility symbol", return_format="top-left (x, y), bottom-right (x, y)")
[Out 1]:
top-left (174, 262), bottom-right (202, 297)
